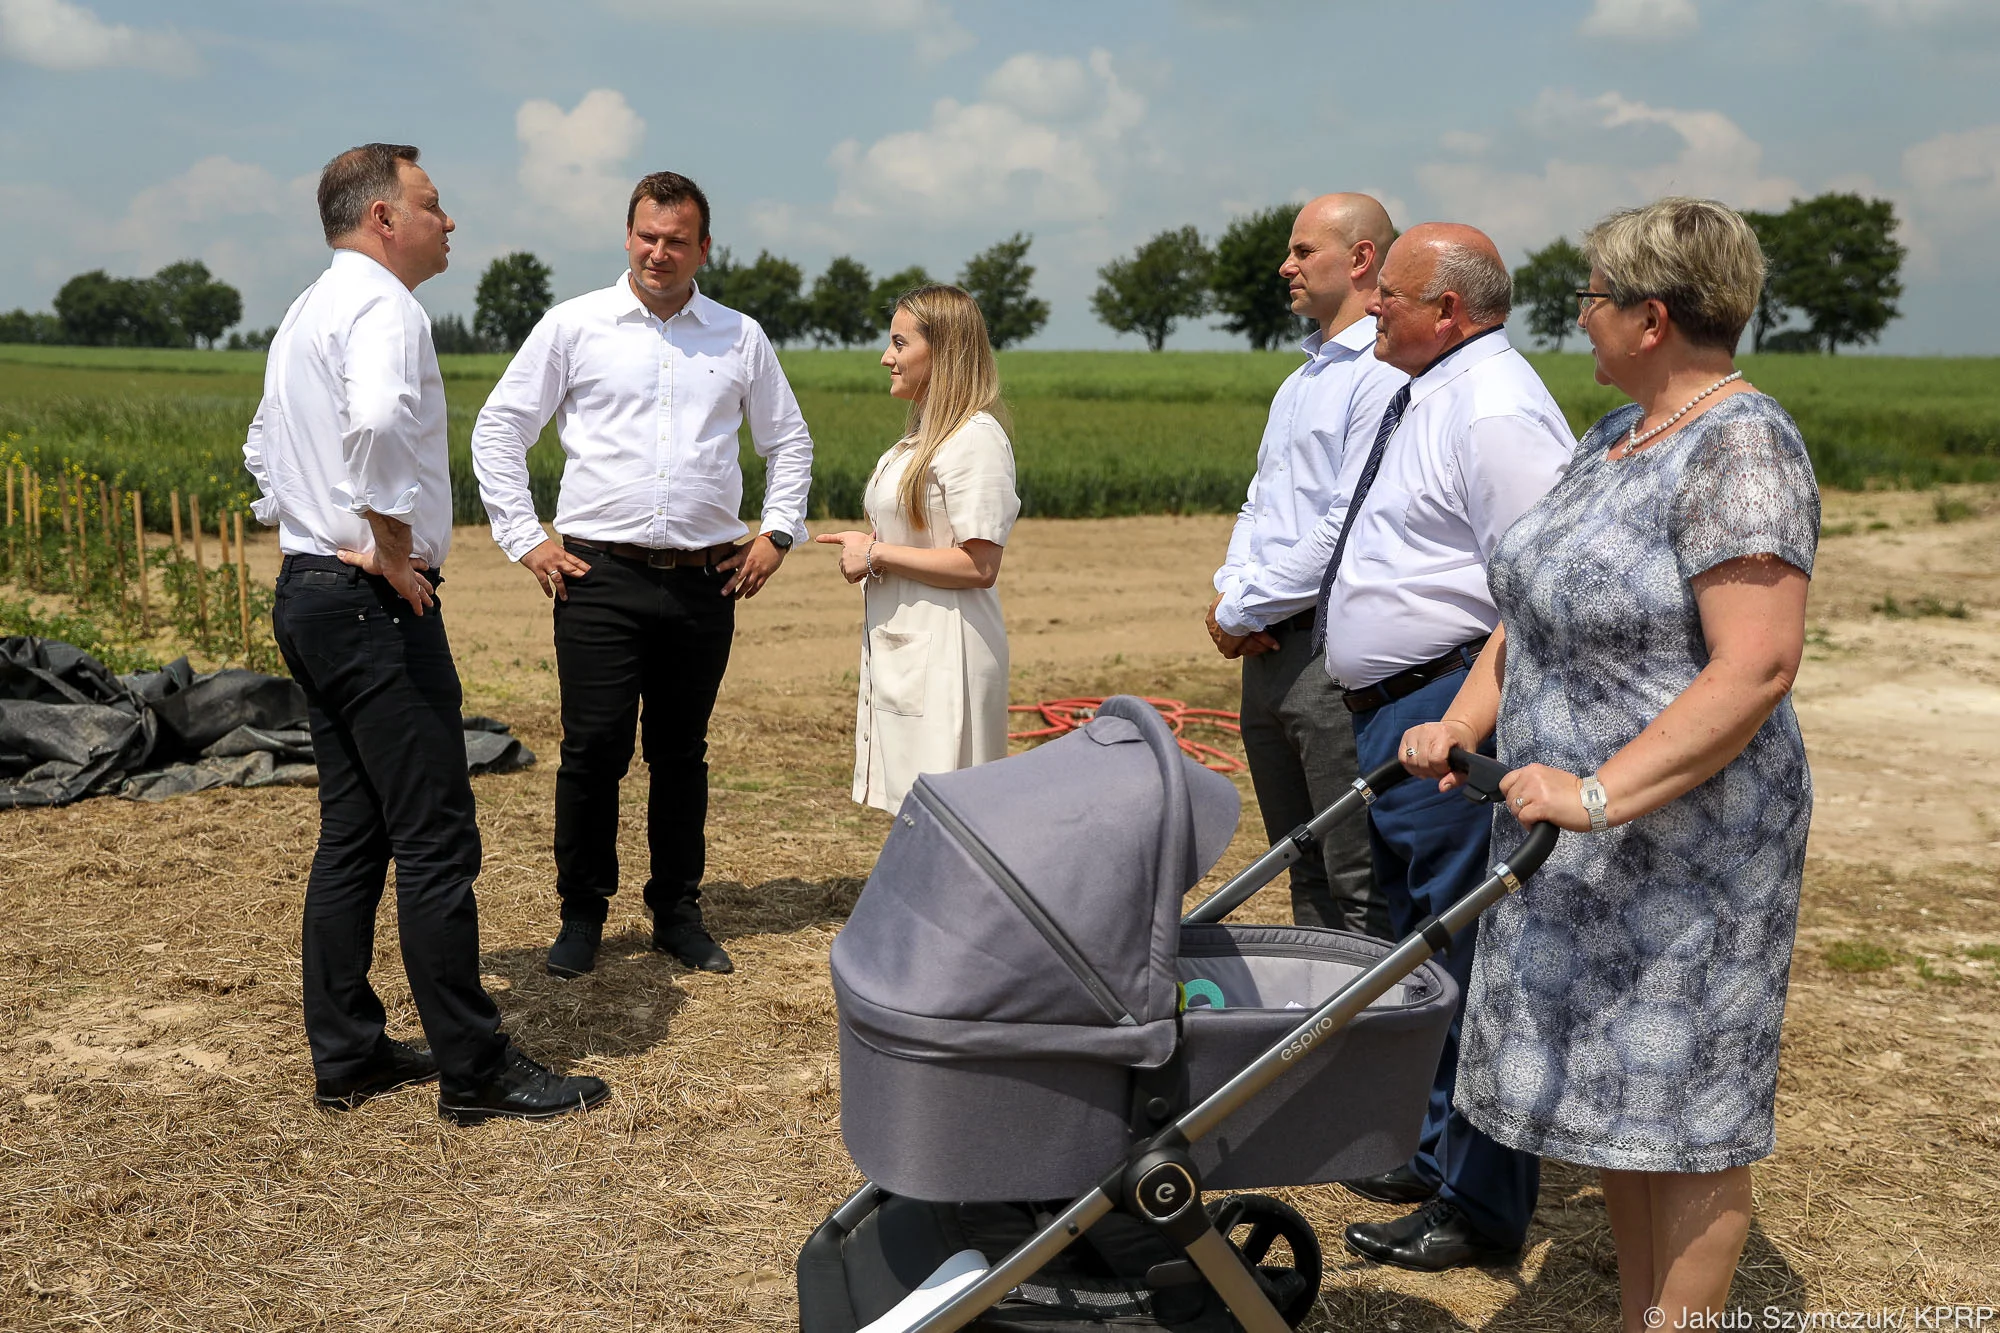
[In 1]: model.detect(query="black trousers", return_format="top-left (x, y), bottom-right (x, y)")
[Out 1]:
top-left (552, 546), bottom-right (735, 926)
top-left (1237, 618), bottom-right (1389, 938)
top-left (271, 555), bottom-right (506, 1096)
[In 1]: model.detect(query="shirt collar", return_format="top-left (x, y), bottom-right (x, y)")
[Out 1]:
top-left (329, 248), bottom-right (400, 286)
top-left (1408, 324), bottom-right (1511, 406)
top-left (615, 271), bottom-right (711, 325)
top-left (1300, 314), bottom-right (1378, 364)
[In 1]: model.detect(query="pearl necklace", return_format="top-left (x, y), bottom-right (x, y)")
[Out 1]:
top-left (1611, 371), bottom-right (1744, 459)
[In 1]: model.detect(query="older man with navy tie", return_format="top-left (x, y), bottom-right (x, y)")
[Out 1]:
top-left (1206, 193), bottom-right (1403, 937)
top-left (1317, 223), bottom-right (1576, 1270)
top-left (247, 143), bottom-right (608, 1124)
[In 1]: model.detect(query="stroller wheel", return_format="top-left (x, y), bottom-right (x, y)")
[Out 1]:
top-left (1206, 1193), bottom-right (1323, 1329)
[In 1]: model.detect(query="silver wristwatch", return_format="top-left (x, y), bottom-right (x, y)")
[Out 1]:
top-left (1579, 774), bottom-right (1609, 833)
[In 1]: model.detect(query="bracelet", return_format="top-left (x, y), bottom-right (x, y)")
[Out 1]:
top-left (864, 539), bottom-right (883, 583)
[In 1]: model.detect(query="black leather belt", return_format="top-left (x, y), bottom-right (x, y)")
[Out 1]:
top-left (281, 552), bottom-right (442, 587)
top-left (1340, 636), bottom-right (1489, 714)
top-left (562, 536), bottom-right (738, 569)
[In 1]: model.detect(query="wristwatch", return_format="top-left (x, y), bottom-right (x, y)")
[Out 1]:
top-left (762, 529), bottom-right (794, 552)
top-left (1579, 774), bottom-right (1609, 833)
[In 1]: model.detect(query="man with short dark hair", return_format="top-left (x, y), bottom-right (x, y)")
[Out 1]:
top-left (471, 170), bottom-right (814, 980)
top-left (246, 144), bottom-right (608, 1123)
top-left (1207, 192), bottom-right (1402, 938)
top-left (1320, 222), bottom-right (1574, 1270)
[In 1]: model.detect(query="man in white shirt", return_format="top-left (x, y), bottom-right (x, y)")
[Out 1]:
top-left (1319, 224), bottom-right (1575, 1271)
top-left (471, 171), bottom-right (814, 981)
top-left (1207, 193), bottom-right (1402, 938)
top-left (248, 143), bottom-right (608, 1124)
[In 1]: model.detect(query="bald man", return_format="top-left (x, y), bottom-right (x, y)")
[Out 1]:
top-left (1315, 222), bottom-right (1575, 1270)
top-left (1207, 193), bottom-right (1402, 938)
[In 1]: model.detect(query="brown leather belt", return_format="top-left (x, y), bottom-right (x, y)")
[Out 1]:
top-left (1340, 636), bottom-right (1490, 714)
top-left (562, 536), bottom-right (738, 569)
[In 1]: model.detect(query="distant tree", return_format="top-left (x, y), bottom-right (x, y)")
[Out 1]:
top-left (959, 234), bottom-right (1049, 350)
top-left (1209, 206), bottom-right (1303, 351)
top-left (225, 326), bottom-right (279, 352)
top-left (54, 270), bottom-right (176, 347)
top-left (870, 264), bottom-right (933, 327)
top-left (698, 246), bottom-right (741, 306)
top-left (0, 309), bottom-right (62, 343)
top-left (1769, 193), bottom-right (1904, 354)
top-left (150, 260), bottom-right (243, 348)
top-left (1742, 207), bottom-right (1794, 353)
top-left (1511, 238), bottom-right (1590, 351)
top-left (806, 256), bottom-right (880, 347)
top-left (724, 250), bottom-right (808, 345)
top-left (430, 312), bottom-right (489, 355)
top-left (475, 252), bottom-right (554, 351)
top-left (1091, 226), bottom-right (1213, 353)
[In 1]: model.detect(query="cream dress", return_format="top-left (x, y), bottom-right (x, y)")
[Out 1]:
top-left (851, 411), bottom-right (1021, 812)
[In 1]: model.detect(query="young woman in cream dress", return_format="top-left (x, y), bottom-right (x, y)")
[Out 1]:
top-left (815, 285), bottom-right (1021, 812)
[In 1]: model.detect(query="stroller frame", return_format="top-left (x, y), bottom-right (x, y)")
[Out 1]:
top-left (804, 746), bottom-right (1560, 1333)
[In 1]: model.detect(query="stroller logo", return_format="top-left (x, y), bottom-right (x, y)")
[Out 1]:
top-left (1280, 1012), bottom-right (1343, 1062)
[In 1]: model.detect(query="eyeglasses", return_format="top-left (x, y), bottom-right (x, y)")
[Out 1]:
top-left (1575, 289), bottom-right (1614, 316)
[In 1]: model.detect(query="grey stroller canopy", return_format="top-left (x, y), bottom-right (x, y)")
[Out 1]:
top-left (830, 696), bottom-right (1242, 1071)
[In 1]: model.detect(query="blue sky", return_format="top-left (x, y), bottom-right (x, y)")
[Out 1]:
top-left (2, 0), bottom-right (1996, 352)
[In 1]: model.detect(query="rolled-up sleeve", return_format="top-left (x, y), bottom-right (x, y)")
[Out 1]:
top-left (243, 400), bottom-right (280, 526)
top-left (472, 314), bottom-right (569, 562)
top-left (743, 330), bottom-right (814, 543)
top-left (936, 417), bottom-right (1021, 544)
top-left (332, 294), bottom-right (425, 519)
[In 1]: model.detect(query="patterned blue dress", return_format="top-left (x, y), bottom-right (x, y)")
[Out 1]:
top-left (1457, 393), bottom-right (1819, 1174)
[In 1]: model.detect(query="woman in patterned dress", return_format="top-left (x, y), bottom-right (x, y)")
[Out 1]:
top-left (1398, 197), bottom-right (1819, 1331)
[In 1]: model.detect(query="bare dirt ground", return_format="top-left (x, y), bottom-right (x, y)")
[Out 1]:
top-left (3, 487), bottom-right (1997, 1331)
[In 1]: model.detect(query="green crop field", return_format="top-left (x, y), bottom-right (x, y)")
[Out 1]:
top-left (3, 342), bottom-right (1997, 533)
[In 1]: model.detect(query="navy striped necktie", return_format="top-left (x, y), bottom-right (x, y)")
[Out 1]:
top-left (1310, 382), bottom-right (1412, 657)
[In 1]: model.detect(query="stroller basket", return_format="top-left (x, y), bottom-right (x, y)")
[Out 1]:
top-left (841, 922), bottom-right (1454, 1201)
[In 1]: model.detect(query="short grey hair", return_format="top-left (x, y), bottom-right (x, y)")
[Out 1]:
top-left (1420, 243), bottom-right (1512, 325)
top-left (317, 143), bottom-right (420, 245)
top-left (1582, 197), bottom-right (1764, 351)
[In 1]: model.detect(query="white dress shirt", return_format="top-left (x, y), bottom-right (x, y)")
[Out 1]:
top-left (1321, 327), bottom-right (1576, 690)
top-left (1213, 316), bottom-right (1407, 635)
top-left (470, 275), bottom-right (814, 562)
top-left (243, 250), bottom-right (455, 567)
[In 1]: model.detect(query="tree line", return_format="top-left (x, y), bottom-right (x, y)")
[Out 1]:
top-left (1510, 192), bottom-right (1905, 355)
top-left (0, 193), bottom-right (1908, 356)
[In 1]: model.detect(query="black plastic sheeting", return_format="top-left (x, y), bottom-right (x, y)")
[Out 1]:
top-left (0, 637), bottom-right (535, 808)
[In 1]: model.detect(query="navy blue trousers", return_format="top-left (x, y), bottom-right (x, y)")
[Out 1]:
top-left (1351, 666), bottom-right (1539, 1247)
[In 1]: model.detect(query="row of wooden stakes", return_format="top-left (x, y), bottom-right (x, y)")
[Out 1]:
top-left (2, 462), bottom-right (257, 658)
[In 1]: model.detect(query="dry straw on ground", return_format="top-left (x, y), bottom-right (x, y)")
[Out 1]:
top-left (4, 497), bottom-right (1999, 1330)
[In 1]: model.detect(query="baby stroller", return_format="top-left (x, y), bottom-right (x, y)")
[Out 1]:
top-left (798, 696), bottom-right (1557, 1332)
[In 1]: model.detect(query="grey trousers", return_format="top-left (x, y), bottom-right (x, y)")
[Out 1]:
top-left (1238, 620), bottom-right (1388, 938)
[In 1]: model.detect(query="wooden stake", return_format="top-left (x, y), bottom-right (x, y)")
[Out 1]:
top-left (189, 493), bottom-right (208, 636)
top-left (72, 478), bottom-right (89, 603)
top-left (133, 491), bottom-right (149, 635)
top-left (170, 489), bottom-right (183, 561)
top-left (4, 463), bottom-right (13, 528)
top-left (97, 478), bottom-right (110, 538)
top-left (234, 512), bottom-right (251, 660)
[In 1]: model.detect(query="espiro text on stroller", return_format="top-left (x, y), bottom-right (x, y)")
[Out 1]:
top-left (798, 696), bottom-right (1558, 1333)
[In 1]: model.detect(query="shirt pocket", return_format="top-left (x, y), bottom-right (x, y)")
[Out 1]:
top-left (867, 627), bottom-right (932, 717)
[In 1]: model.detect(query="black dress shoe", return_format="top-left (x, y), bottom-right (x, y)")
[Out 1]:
top-left (547, 919), bottom-right (602, 978)
top-left (1344, 1198), bottom-right (1521, 1273)
top-left (315, 1038), bottom-right (438, 1111)
top-left (1341, 1162), bottom-right (1439, 1205)
top-left (654, 921), bottom-right (734, 973)
top-left (438, 1046), bottom-right (610, 1125)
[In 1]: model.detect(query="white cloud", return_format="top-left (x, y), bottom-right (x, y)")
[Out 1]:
top-left (829, 49), bottom-right (1146, 225)
top-left (1580, 0), bottom-right (1699, 39)
top-left (1417, 90), bottom-right (1797, 254)
top-left (1833, 0), bottom-right (1984, 20)
top-left (516, 89), bottom-right (646, 234)
top-left (600, 0), bottom-right (970, 60)
top-left (105, 155), bottom-right (320, 281)
top-left (1903, 123), bottom-right (2000, 235)
top-left (1440, 130), bottom-right (1491, 155)
top-left (0, 0), bottom-right (196, 74)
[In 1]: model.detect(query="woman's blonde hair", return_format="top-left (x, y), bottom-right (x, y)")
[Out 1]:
top-left (889, 284), bottom-right (1009, 529)
top-left (1581, 196), bottom-right (1766, 351)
